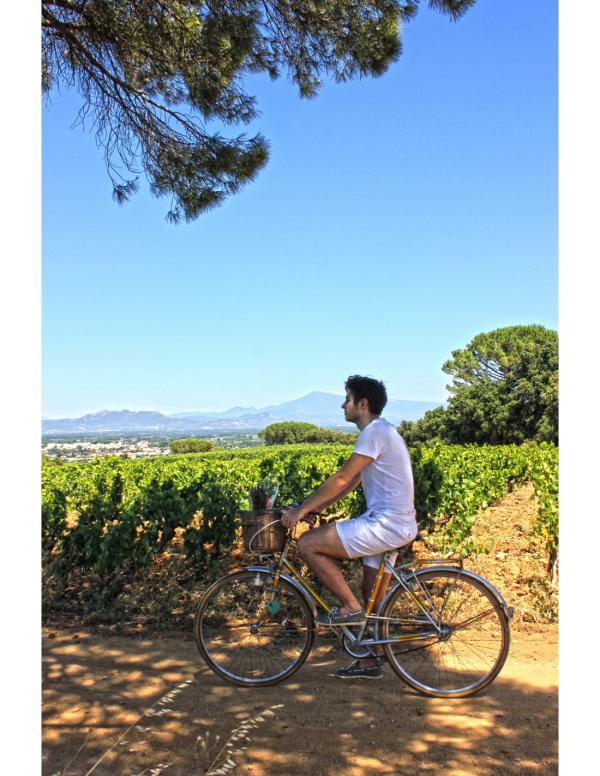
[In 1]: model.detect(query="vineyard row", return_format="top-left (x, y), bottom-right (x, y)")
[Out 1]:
top-left (42, 442), bottom-right (558, 575)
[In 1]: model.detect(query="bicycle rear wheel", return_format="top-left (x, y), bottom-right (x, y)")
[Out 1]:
top-left (381, 568), bottom-right (510, 698)
top-left (194, 569), bottom-right (315, 687)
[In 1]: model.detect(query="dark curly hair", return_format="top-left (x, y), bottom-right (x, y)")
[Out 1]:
top-left (345, 375), bottom-right (388, 415)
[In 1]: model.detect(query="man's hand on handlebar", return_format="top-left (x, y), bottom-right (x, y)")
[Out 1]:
top-left (280, 508), bottom-right (321, 530)
top-left (280, 507), bottom-right (305, 530)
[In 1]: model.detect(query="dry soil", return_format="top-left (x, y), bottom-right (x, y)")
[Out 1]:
top-left (42, 484), bottom-right (558, 775)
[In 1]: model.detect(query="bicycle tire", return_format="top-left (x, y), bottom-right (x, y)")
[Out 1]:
top-left (381, 568), bottom-right (510, 698)
top-left (194, 569), bottom-right (315, 687)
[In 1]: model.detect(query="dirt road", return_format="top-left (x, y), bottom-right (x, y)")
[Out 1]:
top-left (42, 624), bottom-right (557, 776)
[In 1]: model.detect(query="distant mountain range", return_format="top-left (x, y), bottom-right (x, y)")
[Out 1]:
top-left (42, 392), bottom-right (442, 436)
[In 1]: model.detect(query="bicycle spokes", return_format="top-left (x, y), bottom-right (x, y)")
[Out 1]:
top-left (382, 569), bottom-right (510, 697)
top-left (195, 570), bottom-right (315, 686)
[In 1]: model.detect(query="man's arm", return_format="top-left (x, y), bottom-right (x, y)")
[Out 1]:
top-left (315, 471), bottom-right (362, 512)
top-left (280, 453), bottom-right (373, 529)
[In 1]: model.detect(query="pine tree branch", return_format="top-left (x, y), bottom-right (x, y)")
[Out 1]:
top-left (43, 6), bottom-right (206, 142)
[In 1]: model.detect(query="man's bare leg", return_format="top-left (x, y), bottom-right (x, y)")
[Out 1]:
top-left (297, 524), bottom-right (362, 613)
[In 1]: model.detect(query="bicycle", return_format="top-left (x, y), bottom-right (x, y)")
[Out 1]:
top-left (194, 512), bottom-right (513, 698)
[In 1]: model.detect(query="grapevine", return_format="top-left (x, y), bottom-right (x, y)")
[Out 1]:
top-left (42, 442), bottom-right (558, 574)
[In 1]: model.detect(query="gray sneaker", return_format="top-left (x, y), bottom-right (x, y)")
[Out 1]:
top-left (315, 607), bottom-right (366, 627)
top-left (335, 659), bottom-right (384, 680)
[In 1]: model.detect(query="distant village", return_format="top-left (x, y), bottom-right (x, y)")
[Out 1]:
top-left (42, 433), bottom-right (261, 462)
top-left (42, 438), bottom-right (169, 462)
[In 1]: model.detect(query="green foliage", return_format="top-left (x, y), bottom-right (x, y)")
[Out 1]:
top-left (398, 406), bottom-right (448, 446)
top-left (170, 438), bottom-right (213, 454)
top-left (41, 477), bottom-right (67, 549)
top-left (42, 1), bottom-right (476, 221)
top-left (526, 442), bottom-right (559, 570)
top-left (42, 440), bottom-right (558, 576)
top-left (400, 325), bottom-right (558, 446)
top-left (42, 453), bottom-right (65, 466)
top-left (442, 325), bottom-right (558, 444)
top-left (60, 462), bottom-right (138, 574)
top-left (260, 422), bottom-right (357, 446)
top-left (412, 444), bottom-right (532, 553)
top-left (183, 458), bottom-right (256, 563)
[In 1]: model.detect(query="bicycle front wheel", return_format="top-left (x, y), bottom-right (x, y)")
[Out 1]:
top-left (194, 569), bottom-right (315, 687)
top-left (381, 569), bottom-right (510, 698)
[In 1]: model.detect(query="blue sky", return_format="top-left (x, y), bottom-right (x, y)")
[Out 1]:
top-left (42, 0), bottom-right (557, 418)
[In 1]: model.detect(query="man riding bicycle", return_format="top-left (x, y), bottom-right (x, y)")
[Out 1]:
top-left (281, 375), bottom-right (417, 679)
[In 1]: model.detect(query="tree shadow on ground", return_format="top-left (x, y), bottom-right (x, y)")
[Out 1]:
top-left (42, 629), bottom-right (557, 776)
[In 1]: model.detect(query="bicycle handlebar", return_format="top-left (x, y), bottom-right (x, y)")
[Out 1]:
top-left (279, 508), bottom-right (323, 531)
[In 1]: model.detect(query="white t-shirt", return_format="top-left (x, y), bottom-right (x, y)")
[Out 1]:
top-left (353, 417), bottom-right (415, 521)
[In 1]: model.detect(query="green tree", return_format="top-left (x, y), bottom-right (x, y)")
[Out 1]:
top-left (399, 325), bottom-right (558, 446)
top-left (170, 438), bottom-right (213, 453)
top-left (42, 452), bottom-right (65, 466)
top-left (42, 0), bottom-right (476, 222)
top-left (398, 405), bottom-right (447, 446)
top-left (442, 325), bottom-right (558, 444)
top-left (260, 421), bottom-right (357, 445)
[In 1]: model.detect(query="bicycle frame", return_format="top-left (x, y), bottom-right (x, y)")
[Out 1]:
top-left (252, 531), bottom-right (448, 650)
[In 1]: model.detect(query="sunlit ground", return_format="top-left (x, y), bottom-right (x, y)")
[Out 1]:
top-left (42, 625), bottom-right (557, 775)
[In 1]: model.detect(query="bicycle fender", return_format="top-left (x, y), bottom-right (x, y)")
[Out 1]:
top-left (416, 566), bottom-right (511, 613)
top-left (246, 566), bottom-right (318, 618)
top-left (380, 566), bottom-right (513, 621)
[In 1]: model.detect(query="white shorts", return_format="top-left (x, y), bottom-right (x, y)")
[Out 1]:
top-left (335, 510), bottom-right (418, 569)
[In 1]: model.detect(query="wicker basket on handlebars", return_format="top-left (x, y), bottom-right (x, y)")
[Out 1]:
top-left (240, 509), bottom-right (286, 553)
